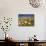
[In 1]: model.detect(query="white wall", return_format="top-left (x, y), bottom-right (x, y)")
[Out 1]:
top-left (0, 0), bottom-right (46, 40)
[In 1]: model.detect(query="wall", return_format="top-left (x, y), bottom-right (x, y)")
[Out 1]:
top-left (0, 0), bottom-right (46, 40)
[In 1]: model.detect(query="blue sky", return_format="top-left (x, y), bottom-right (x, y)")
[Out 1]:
top-left (18, 14), bottom-right (34, 18)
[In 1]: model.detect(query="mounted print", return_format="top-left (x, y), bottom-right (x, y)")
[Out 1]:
top-left (18, 14), bottom-right (34, 26)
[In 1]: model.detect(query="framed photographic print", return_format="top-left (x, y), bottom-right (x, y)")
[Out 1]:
top-left (18, 14), bottom-right (34, 26)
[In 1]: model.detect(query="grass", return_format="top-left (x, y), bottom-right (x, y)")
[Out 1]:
top-left (18, 17), bottom-right (34, 26)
